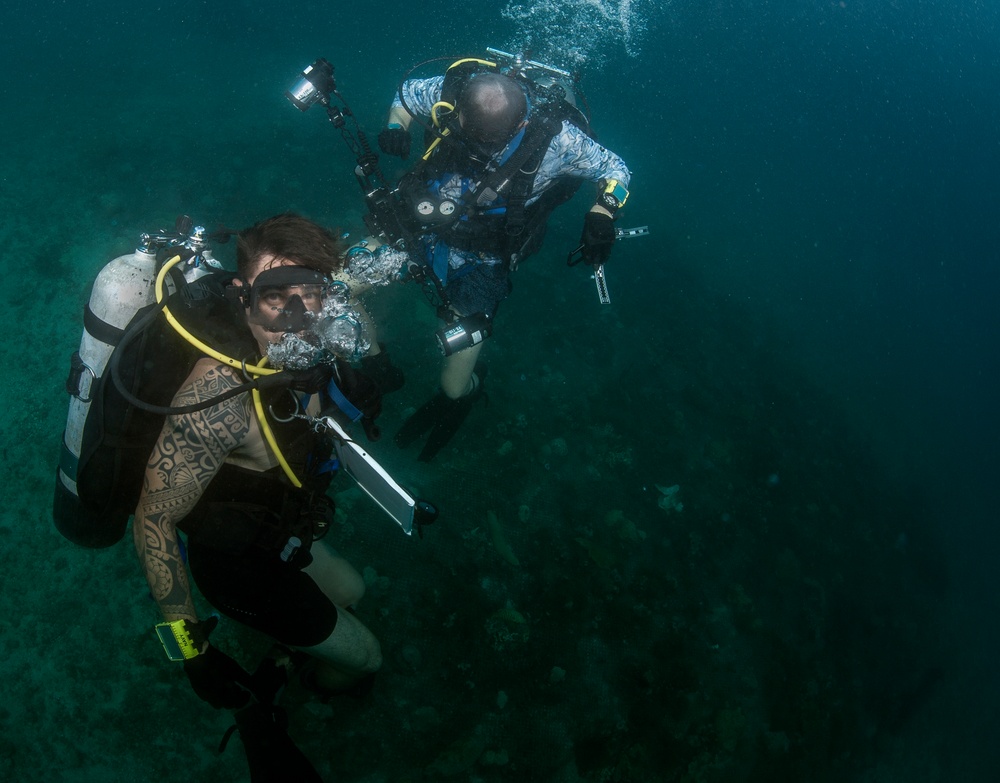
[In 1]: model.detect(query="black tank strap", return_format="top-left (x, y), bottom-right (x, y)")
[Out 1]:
top-left (84, 303), bottom-right (127, 347)
top-left (465, 112), bottom-right (561, 212)
top-left (498, 115), bottom-right (564, 237)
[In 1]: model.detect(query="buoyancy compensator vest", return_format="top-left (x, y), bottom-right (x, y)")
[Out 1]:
top-left (398, 49), bottom-right (593, 265)
top-left (54, 220), bottom-right (238, 548)
top-left (179, 379), bottom-right (341, 569)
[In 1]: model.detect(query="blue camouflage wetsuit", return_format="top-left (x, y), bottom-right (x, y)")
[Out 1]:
top-left (390, 75), bottom-right (632, 317)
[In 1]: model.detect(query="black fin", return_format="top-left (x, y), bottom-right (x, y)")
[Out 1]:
top-left (417, 396), bottom-right (474, 462)
top-left (394, 393), bottom-right (453, 449)
top-left (225, 702), bottom-right (322, 783)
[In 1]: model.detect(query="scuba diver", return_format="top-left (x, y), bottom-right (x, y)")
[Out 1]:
top-left (55, 211), bottom-right (438, 778)
top-left (132, 213), bottom-right (384, 711)
top-left (374, 53), bottom-right (632, 462)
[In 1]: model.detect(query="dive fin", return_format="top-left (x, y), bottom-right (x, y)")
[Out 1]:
top-left (394, 393), bottom-right (474, 462)
top-left (394, 393), bottom-right (453, 450)
top-left (418, 395), bottom-right (475, 463)
top-left (395, 365), bottom-right (487, 462)
top-left (221, 702), bottom-right (322, 783)
top-left (218, 654), bottom-right (323, 782)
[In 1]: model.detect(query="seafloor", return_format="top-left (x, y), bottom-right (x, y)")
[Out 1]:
top-left (0, 30), bottom-right (964, 783)
top-left (2, 194), bottom-right (948, 782)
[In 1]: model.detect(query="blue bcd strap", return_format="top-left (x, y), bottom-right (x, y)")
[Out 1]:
top-left (325, 378), bottom-right (363, 422)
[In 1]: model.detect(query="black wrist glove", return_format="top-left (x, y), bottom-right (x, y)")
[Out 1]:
top-left (328, 359), bottom-right (384, 441)
top-left (378, 126), bottom-right (411, 159)
top-left (182, 617), bottom-right (251, 709)
top-left (580, 210), bottom-right (617, 265)
top-left (284, 362), bottom-right (335, 394)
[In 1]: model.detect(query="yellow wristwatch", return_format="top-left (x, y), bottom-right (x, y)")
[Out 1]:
top-left (154, 620), bottom-right (203, 662)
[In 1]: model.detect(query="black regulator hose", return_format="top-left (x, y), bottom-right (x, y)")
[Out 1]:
top-left (108, 297), bottom-right (291, 417)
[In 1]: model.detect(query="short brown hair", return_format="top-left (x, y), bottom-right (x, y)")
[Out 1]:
top-left (236, 213), bottom-right (345, 277)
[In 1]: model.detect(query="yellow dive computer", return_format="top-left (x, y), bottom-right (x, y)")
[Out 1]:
top-left (154, 620), bottom-right (203, 661)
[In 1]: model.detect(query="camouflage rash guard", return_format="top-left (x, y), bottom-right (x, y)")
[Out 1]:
top-left (390, 75), bottom-right (632, 279)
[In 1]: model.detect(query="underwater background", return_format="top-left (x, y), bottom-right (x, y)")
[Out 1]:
top-left (1, 0), bottom-right (997, 780)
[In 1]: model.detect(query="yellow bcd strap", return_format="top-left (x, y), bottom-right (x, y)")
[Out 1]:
top-left (155, 255), bottom-right (301, 487)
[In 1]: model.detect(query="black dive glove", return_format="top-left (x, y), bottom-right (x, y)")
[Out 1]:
top-left (284, 363), bottom-right (335, 394)
top-left (378, 126), bottom-right (411, 159)
top-left (182, 617), bottom-right (251, 710)
top-left (579, 210), bottom-right (617, 265)
top-left (332, 358), bottom-right (384, 441)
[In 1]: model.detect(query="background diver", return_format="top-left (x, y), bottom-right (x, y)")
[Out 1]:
top-left (369, 55), bottom-right (632, 462)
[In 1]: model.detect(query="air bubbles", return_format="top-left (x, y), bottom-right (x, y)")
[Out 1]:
top-left (501, 0), bottom-right (651, 67)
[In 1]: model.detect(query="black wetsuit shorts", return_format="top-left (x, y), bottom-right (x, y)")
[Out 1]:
top-left (184, 503), bottom-right (339, 648)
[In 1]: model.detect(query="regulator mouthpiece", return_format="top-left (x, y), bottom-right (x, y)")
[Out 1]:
top-left (266, 313), bottom-right (369, 370)
top-left (253, 268), bottom-right (369, 369)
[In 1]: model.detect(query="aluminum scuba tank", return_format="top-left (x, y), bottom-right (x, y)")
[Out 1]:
top-left (484, 46), bottom-right (589, 126)
top-left (54, 220), bottom-right (223, 548)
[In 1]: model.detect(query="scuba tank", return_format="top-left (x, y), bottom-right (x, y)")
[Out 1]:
top-left (54, 218), bottom-right (229, 548)
top-left (484, 46), bottom-right (589, 128)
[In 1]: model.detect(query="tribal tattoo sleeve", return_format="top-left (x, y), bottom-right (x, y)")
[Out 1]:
top-left (133, 362), bottom-right (253, 622)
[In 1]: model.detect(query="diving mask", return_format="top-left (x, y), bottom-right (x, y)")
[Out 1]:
top-left (247, 266), bottom-right (331, 333)
top-left (245, 266), bottom-right (371, 368)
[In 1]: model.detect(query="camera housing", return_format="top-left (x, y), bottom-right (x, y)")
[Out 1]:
top-left (436, 313), bottom-right (492, 356)
top-left (285, 58), bottom-right (335, 111)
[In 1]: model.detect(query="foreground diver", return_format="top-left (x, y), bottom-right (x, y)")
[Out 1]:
top-left (134, 213), bottom-right (384, 718)
top-left (375, 56), bottom-right (632, 461)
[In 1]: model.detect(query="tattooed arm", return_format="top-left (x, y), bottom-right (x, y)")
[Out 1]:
top-left (133, 359), bottom-right (254, 622)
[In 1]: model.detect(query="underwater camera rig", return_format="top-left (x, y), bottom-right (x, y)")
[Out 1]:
top-left (284, 48), bottom-right (589, 248)
top-left (284, 50), bottom-right (649, 309)
top-left (285, 58), bottom-right (409, 246)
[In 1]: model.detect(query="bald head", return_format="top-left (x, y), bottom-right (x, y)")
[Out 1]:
top-left (458, 74), bottom-right (528, 145)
